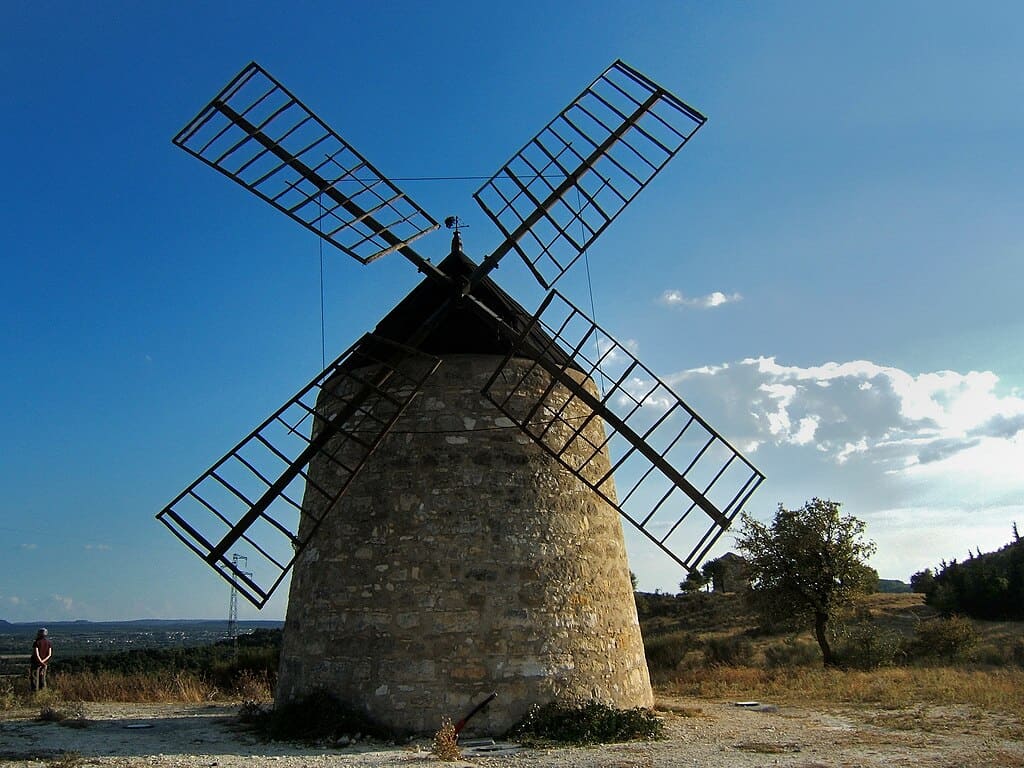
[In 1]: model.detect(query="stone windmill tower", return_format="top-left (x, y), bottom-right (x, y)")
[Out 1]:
top-left (158, 60), bottom-right (764, 734)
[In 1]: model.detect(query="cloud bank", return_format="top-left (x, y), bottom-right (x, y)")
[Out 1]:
top-left (667, 357), bottom-right (1024, 476)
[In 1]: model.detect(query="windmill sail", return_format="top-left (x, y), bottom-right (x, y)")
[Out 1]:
top-left (173, 62), bottom-right (438, 265)
top-left (482, 291), bottom-right (764, 572)
top-left (157, 335), bottom-right (440, 607)
top-left (473, 60), bottom-right (705, 290)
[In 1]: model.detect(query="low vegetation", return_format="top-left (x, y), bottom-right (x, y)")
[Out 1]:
top-left (637, 590), bottom-right (1024, 719)
top-left (506, 701), bottom-right (663, 745)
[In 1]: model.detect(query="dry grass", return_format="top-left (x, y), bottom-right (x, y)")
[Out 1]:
top-left (667, 665), bottom-right (1024, 717)
top-left (50, 671), bottom-right (216, 703)
top-left (42, 669), bottom-right (274, 703)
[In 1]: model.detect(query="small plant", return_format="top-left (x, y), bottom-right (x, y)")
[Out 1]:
top-left (506, 701), bottom-right (663, 745)
top-left (431, 716), bottom-right (462, 761)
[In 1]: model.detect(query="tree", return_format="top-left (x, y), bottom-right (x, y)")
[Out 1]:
top-left (679, 570), bottom-right (709, 593)
top-left (910, 568), bottom-right (935, 594)
top-left (735, 498), bottom-right (876, 667)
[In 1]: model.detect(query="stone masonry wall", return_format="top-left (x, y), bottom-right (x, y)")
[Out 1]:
top-left (277, 355), bottom-right (652, 734)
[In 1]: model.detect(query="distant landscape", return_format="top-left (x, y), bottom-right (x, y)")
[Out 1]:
top-left (0, 619), bottom-right (282, 659)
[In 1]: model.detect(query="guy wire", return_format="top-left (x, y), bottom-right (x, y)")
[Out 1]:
top-left (318, 193), bottom-right (326, 370)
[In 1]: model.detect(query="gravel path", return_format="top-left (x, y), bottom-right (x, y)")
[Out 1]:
top-left (1, 696), bottom-right (1022, 767)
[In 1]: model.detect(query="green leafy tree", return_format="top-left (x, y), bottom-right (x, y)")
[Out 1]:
top-left (735, 498), bottom-right (877, 667)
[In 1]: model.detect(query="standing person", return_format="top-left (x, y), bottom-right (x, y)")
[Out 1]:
top-left (30, 628), bottom-right (52, 692)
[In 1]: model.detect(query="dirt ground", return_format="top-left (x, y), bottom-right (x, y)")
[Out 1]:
top-left (2, 695), bottom-right (1023, 768)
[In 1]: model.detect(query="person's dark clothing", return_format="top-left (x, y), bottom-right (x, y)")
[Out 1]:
top-left (31, 637), bottom-right (51, 667)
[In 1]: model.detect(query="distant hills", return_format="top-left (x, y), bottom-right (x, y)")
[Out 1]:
top-left (877, 579), bottom-right (912, 594)
top-left (0, 618), bottom-right (282, 633)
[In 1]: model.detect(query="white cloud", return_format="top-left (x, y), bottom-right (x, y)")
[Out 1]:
top-left (84, 544), bottom-right (112, 551)
top-left (659, 289), bottom-right (742, 309)
top-left (19, 543), bottom-right (37, 551)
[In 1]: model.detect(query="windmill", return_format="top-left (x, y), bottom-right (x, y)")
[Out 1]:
top-left (158, 60), bottom-right (764, 733)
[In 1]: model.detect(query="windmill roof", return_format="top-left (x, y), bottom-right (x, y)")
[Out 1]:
top-left (359, 246), bottom-right (579, 370)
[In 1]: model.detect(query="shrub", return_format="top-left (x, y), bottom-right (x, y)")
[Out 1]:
top-left (973, 642), bottom-right (1010, 666)
top-left (910, 616), bottom-right (979, 661)
top-left (1013, 638), bottom-right (1024, 667)
top-left (703, 635), bottom-right (754, 667)
top-left (835, 622), bottom-right (904, 670)
top-left (763, 638), bottom-right (821, 669)
top-left (506, 701), bottom-right (663, 745)
top-left (644, 631), bottom-right (698, 672)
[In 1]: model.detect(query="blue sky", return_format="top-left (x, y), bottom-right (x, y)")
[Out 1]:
top-left (2, 1), bottom-right (1022, 621)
